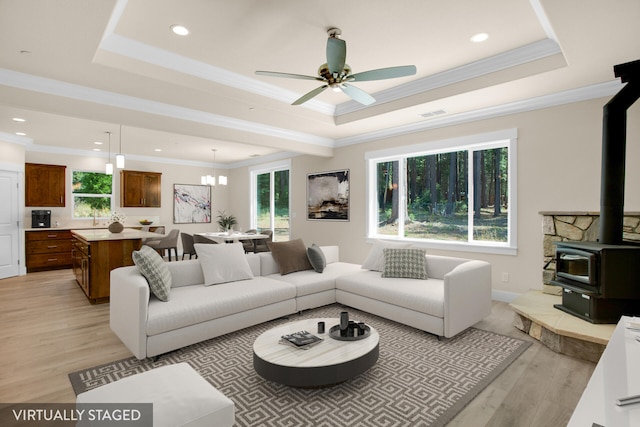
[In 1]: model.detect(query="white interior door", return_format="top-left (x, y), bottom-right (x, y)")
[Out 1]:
top-left (0, 171), bottom-right (19, 279)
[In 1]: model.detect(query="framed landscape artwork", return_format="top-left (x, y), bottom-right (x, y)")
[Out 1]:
top-left (173, 184), bottom-right (211, 224)
top-left (307, 169), bottom-right (350, 221)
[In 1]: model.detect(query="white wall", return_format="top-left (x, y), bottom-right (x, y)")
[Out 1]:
top-left (9, 95), bottom-right (640, 295)
top-left (232, 97), bottom-right (640, 299)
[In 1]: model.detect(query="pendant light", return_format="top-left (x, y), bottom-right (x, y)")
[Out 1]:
top-left (116, 124), bottom-right (125, 169)
top-left (217, 149), bottom-right (227, 185)
top-left (200, 149), bottom-right (227, 186)
top-left (105, 131), bottom-right (114, 175)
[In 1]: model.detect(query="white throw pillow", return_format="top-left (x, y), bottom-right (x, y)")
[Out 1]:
top-left (195, 242), bottom-right (254, 286)
top-left (361, 241), bottom-right (413, 271)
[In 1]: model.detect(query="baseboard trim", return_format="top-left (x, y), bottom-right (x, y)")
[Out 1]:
top-left (492, 290), bottom-right (520, 303)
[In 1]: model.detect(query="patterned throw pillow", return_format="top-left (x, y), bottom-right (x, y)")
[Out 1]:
top-left (307, 243), bottom-right (326, 273)
top-left (361, 241), bottom-right (413, 271)
top-left (381, 248), bottom-right (428, 280)
top-left (132, 245), bottom-right (172, 301)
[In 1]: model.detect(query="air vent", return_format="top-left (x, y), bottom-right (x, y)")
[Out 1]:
top-left (419, 109), bottom-right (446, 118)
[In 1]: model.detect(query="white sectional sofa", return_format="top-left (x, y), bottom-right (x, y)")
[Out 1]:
top-left (110, 244), bottom-right (492, 360)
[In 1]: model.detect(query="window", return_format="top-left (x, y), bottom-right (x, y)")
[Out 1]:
top-left (72, 170), bottom-right (114, 219)
top-left (250, 160), bottom-right (291, 242)
top-left (366, 129), bottom-right (517, 255)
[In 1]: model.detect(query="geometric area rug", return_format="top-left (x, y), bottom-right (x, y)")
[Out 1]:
top-left (69, 304), bottom-right (531, 427)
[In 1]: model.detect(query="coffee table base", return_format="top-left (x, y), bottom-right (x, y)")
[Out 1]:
top-left (253, 344), bottom-right (379, 388)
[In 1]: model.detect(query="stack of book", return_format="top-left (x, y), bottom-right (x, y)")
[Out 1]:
top-left (280, 330), bottom-right (323, 350)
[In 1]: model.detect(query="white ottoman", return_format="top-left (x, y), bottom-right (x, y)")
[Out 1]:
top-left (76, 363), bottom-right (234, 427)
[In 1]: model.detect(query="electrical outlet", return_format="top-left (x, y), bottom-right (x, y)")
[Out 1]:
top-left (502, 272), bottom-right (509, 283)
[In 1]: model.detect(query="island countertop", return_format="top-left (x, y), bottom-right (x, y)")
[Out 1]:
top-left (71, 228), bottom-right (162, 242)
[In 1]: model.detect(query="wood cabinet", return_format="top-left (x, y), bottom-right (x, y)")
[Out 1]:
top-left (25, 230), bottom-right (73, 271)
top-left (25, 163), bottom-right (66, 207)
top-left (72, 237), bottom-right (90, 297)
top-left (71, 231), bottom-right (143, 304)
top-left (120, 170), bottom-right (161, 207)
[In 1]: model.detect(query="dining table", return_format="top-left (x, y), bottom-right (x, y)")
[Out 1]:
top-left (194, 231), bottom-right (270, 253)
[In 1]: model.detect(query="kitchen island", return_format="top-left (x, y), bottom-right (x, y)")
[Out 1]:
top-left (71, 228), bottom-right (161, 304)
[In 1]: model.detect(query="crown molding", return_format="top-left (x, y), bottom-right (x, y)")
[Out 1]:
top-left (101, 0), bottom-right (560, 119)
top-left (335, 38), bottom-right (563, 116)
top-left (0, 68), bottom-right (333, 148)
top-left (0, 132), bottom-right (33, 145)
top-left (335, 80), bottom-right (621, 147)
top-left (24, 142), bottom-right (299, 170)
top-left (99, 0), bottom-right (335, 116)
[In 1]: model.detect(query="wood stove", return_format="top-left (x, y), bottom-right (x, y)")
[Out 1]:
top-left (552, 241), bottom-right (640, 323)
top-left (552, 59), bottom-right (640, 323)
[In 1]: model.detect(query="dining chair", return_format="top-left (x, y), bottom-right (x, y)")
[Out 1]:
top-left (146, 229), bottom-right (180, 261)
top-left (193, 234), bottom-right (218, 244)
top-left (142, 226), bottom-right (165, 245)
top-left (253, 230), bottom-right (273, 253)
top-left (242, 229), bottom-right (257, 253)
top-left (180, 233), bottom-right (197, 260)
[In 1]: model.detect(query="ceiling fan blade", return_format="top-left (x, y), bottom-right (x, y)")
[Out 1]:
top-left (340, 83), bottom-right (376, 106)
top-left (292, 85), bottom-right (329, 105)
top-left (326, 37), bottom-right (346, 74)
top-left (349, 65), bottom-right (417, 81)
top-left (255, 71), bottom-right (324, 81)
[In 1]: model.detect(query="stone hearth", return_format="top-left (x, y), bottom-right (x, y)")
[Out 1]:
top-left (510, 291), bottom-right (615, 363)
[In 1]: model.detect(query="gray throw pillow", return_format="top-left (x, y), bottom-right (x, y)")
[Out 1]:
top-left (307, 243), bottom-right (326, 273)
top-left (381, 248), bottom-right (428, 280)
top-left (132, 245), bottom-right (172, 301)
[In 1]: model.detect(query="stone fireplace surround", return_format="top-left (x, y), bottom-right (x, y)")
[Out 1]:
top-left (510, 211), bottom-right (640, 362)
top-left (541, 211), bottom-right (640, 295)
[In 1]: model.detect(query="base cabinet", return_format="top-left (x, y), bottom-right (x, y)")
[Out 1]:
top-left (26, 230), bottom-right (73, 272)
top-left (71, 233), bottom-right (142, 304)
top-left (72, 237), bottom-right (90, 296)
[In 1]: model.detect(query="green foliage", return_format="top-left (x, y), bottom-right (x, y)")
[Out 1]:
top-left (376, 146), bottom-right (509, 242)
top-left (72, 171), bottom-right (113, 218)
top-left (216, 210), bottom-right (238, 231)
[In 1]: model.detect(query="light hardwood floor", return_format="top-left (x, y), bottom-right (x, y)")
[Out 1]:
top-left (0, 269), bottom-right (595, 426)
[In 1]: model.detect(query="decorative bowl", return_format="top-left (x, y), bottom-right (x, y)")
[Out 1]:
top-left (139, 220), bottom-right (153, 225)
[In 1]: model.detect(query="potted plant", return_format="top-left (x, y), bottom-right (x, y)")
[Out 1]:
top-left (216, 210), bottom-right (237, 234)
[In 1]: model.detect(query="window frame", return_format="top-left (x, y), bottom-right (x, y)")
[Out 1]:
top-left (365, 129), bottom-right (518, 255)
top-left (70, 169), bottom-right (115, 220)
top-left (249, 159), bottom-right (291, 239)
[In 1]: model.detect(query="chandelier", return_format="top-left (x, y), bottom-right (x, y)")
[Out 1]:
top-left (201, 149), bottom-right (227, 186)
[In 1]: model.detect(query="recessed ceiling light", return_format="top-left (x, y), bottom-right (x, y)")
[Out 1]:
top-left (12, 117), bottom-right (26, 122)
top-left (154, 148), bottom-right (162, 152)
top-left (93, 148), bottom-right (101, 152)
top-left (94, 141), bottom-right (103, 145)
top-left (15, 132), bottom-right (26, 136)
top-left (170, 24), bottom-right (189, 36)
top-left (470, 33), bottom-right (489, 43)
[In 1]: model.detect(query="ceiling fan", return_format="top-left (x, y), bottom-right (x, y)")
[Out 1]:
top-left (256, 28), bottom-right (417, 106)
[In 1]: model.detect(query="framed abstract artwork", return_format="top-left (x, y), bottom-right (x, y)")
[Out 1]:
top-left (173, 184), bottom-right (211, 224)
top-left (307, 169), bottom-right (350, 221)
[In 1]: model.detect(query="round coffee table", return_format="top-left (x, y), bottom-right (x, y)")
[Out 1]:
top-left (253, 317), bottom-right (379, 387)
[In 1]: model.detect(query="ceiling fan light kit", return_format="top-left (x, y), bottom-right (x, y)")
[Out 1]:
top-left (256, 27), bottom-right (416, 106)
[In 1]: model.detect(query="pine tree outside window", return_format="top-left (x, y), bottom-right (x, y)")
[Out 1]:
top-left (366, 129), bottom-right (517, 255)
